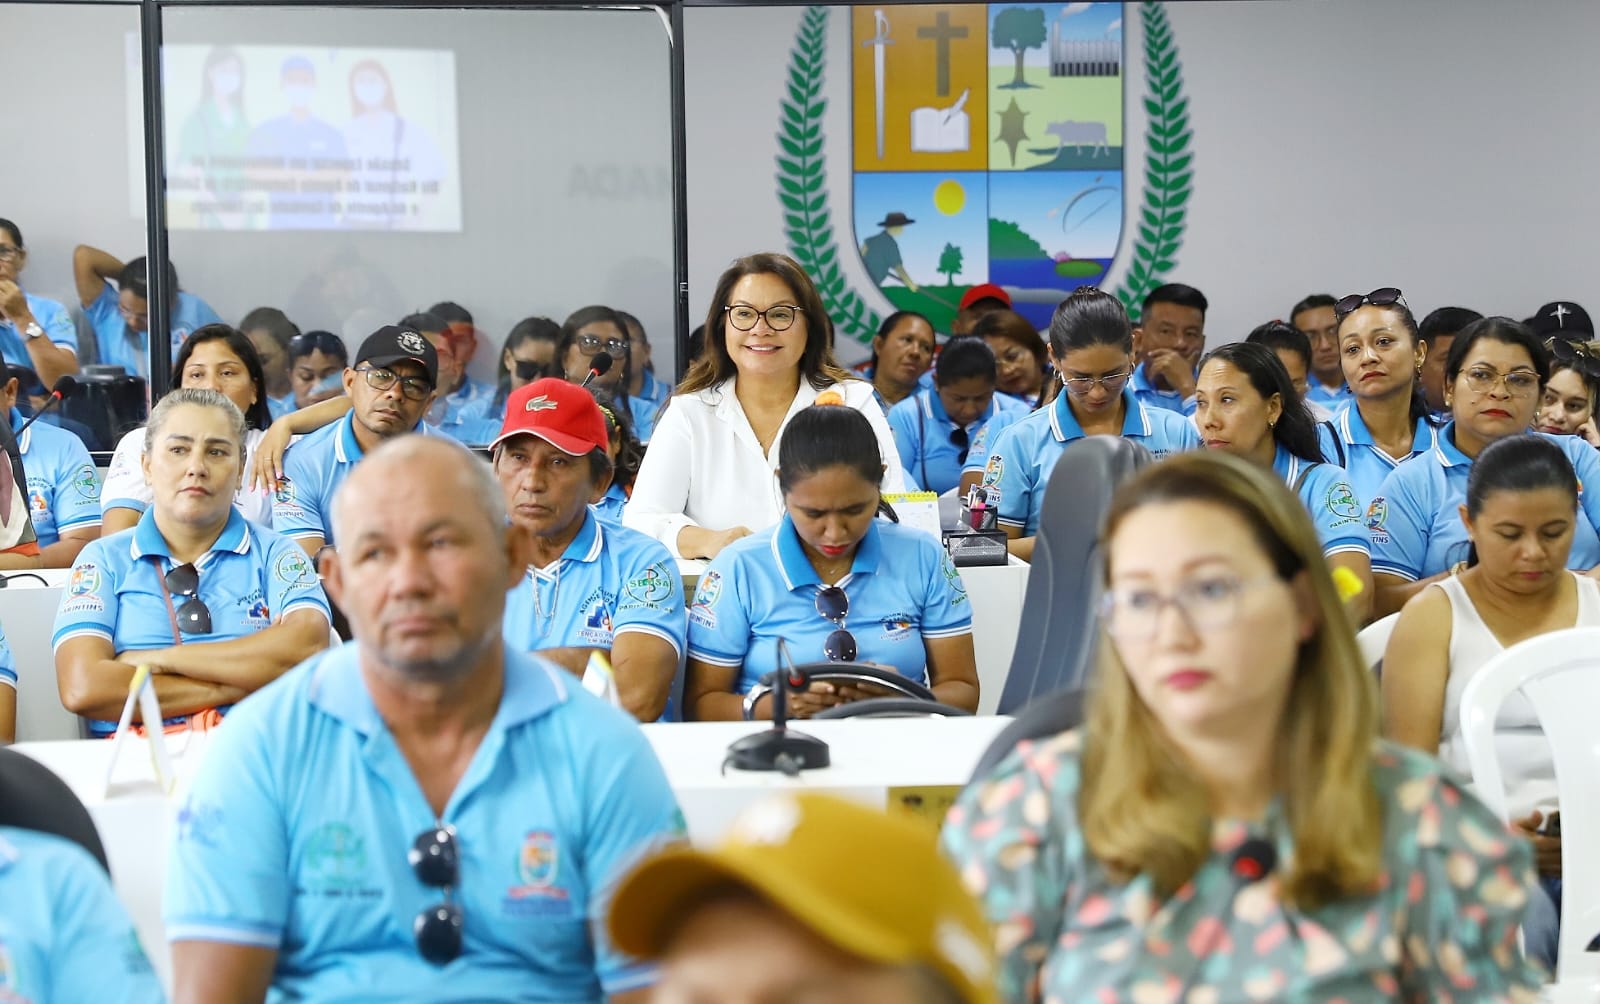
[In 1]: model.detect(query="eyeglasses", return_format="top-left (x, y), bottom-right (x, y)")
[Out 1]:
top-left (355, 365), bottom-right (432, 401)
top-left (725, 304), bottom-right (802, 332)
top-left (576, 334), bottom-right (628, 357)
top-left (814, 585), bottom-right (858, 662)
top-left (1062, 370), bottom-right (1131, 397)
top-left (409, 825), bottom-right (463, 965)
top-left (164, 563), bottom-right (212, 635)
top-left (949, 426), bottom-right (970, 465)
top-left (1099, 574), bottom-right (1279, 641)
top-left (1335, 287), bottom-right (1406, 317)
top-left (118, 305), bottom-right (149, 325)
top-left (0, 246), bottom-right (22, 263)
top-left (1462, 366), bottom-right (1540, 398)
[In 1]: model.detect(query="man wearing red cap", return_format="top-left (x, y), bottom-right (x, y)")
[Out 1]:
top-left (491, 378), bottom-right (685, 721)
top-left (952, 283), bottom-right (1011, 337)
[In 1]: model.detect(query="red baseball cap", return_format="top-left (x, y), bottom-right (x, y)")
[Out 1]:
top-left (491, 378), bottom-right (609, 456)
top-left (958, 284), bottom-right (1011, 311)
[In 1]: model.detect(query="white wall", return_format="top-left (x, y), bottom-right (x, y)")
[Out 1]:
top-left (684, 0), bottom-right (1600, 361)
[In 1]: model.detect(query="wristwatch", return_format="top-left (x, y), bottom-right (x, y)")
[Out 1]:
top-left (23, 321), bottom-right (42, 340)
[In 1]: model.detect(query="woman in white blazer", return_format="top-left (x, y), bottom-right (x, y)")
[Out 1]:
top-left (625, 252), bottom-right (905, 559)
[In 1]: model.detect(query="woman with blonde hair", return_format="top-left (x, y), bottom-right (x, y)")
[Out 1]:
top-left (943, 450), bottom-right (1543, 1001)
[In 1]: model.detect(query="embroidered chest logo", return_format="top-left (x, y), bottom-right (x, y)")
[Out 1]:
top-left (504, 830), bottom-right (572, 918)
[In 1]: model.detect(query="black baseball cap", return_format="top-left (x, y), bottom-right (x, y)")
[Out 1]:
top-left (1529, 302), bottom-right (1595, 339)
top-left (356, 325), bottom-right (438, 386)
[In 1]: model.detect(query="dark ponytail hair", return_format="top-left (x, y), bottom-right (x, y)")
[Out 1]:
top-left (1047, 286), bottom-right (1132, 356)
top-left (1199, 342), bottom-right (1323, 464)
top-left (777, 405), bottom-right (882, 493)
top-left (1463, 434), bottom-right (1578, 567)
top-left (1335, 299), bottom-right (1438, 429)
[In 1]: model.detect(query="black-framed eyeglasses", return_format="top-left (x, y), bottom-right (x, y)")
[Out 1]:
top-left (1335, 287), bottom-right (1406, 317)
top-left (725, 304), bottom-right (802, 332)
top-left (949, 426), bottom-right (970, 465)
top-left (289, 331), bottom-right (346, 358)
top-left (576, 333), bottom-right (629, 356)
top-left (409, 825), bottom-right (463, 965)
top-left (1061, 371), bottom-right (1131, 397)
top-left (814, 585), bottom-right (857, 662)
top-left (164, 563), bottom-right (212, 635)
top-left (355, 365), bottom-right (432, 401)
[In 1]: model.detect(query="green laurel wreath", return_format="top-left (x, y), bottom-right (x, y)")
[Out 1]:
top-left (1113, 2), bottom-right (1193, 313)
top-left (776, 5), bottom-right (881, 345)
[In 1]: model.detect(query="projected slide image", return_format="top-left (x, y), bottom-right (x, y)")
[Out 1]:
top-left (158, 44), bottom-right (462, 232)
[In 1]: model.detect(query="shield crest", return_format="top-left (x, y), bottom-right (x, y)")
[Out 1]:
top-left (852, 2), bottom-right (1126, 331)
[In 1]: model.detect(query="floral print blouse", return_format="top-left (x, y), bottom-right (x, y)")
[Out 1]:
top-left (942, 731), bottom-right (1546, 1003)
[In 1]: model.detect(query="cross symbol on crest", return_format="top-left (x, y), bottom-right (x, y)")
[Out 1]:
top-left (1552, 303), bottom-right (1573, 327)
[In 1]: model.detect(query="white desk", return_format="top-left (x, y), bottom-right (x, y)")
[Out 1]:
top-left (678, 557), bottom-right (1029, 716)
top-left (0, 568), bottom-right (75, 743)
top-left (13, 715), bottom-right (1011, 994)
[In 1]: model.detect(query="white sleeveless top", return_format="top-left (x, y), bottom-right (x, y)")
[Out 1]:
top-left (1433, 572), bottom-right (1600, 817)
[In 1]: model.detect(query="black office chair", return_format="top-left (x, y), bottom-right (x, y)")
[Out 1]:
top-left (0, 747), bottom-right (110, 872)
top-left (994, 436), bottom-right (1153, 714)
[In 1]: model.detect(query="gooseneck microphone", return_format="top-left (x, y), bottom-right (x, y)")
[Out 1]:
top-left (1172, 837), bottom-right (1278, 1001)
top-left (722, 639), bottom-right (830, 776)
top-left (15, 375), bottom-right (80, 440)
top-left (579, 352), bottom-right (614, 390)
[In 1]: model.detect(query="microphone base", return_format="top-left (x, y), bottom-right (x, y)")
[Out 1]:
top-left (724, 728), bottom-right (831, 776)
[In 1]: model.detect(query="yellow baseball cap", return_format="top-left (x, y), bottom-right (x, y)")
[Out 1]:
top-left (607, 793), bottom-right (997, 1004)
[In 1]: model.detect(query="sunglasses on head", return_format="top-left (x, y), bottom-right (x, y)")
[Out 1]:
top-left (1335, 287), bottom-right (1406, 317)
top-left (409, 825), bottom-right (463, 965)
top-left (289, 331), bottom-right (345, 358)
top-left (814, 585), bottom-right (858, 662)
top-left (1548, 337), bottom-right (1600, 380)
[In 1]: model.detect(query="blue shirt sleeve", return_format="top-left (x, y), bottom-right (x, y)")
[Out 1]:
top-left (85, 282), bottom-right (119, 334)
top-left (0, 629), bottom-right (15, 687)
top-left (263, 532), bottom-right (333, 623)
top-left (274, 442), bottom-right (328, 541)
top-left (49, 436), bottom-right (104, 533)
top-left (190, 294), bottom-right (222, 327)
top-left (52, 542), bottom-right (120, 648)
top-left (164, 698), bottom-right (291, 948)
top-left (964, 410), bottom-right (1017, 475)
top-left (612, 544), bottom-right (688, 658)
top-left (45, 837), bottom-right (167, 1002)
top-left (887, 399), bottom-right (921, 476)
top-left (30, 294), bottom-right (79, 353)
top-left (919, 541), bottom-right (973, 639)
top-left (685, 553), bottom-right (752, 669)
top-left (576, 702), bottom-right (686, 995)
top-left (1559, 435), bottom-right (1600, 547)
top-left (982, 422), bottom-right (1033, 530)
top-left (1370, 463), bottom-right (1432, 581)
top-left (1300, 464), bottom-right (1370, 558)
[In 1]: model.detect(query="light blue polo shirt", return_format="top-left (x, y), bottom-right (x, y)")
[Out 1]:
top-left (688, 515), bottom-right (971, 696)
top-left (1370, 424), bottom-right (1600, 581)
top-left (0, 827), bottom-right (165, 1004)
top-left (1320, 403), bottom-right (1439, 507)
top-left (504, 511), bottom-right (685, 661)
top-left (1269, 444), bottom-right (1370, 559)
top-left (962, 409), bottom-right (1023, 478)
top-left (1305, 373), bottom-right (1353, 412)
top-left (85, 282), bottom-right (222, 378)
top-left (455, 393), bottom-right (508, 447)
top-left (0, 625), bottom-right (15, 691)
top-left (268, 392), bottom-right (297, 422)
top-left (982, 386), bottom-right (1200, 536)
top-left (592, 481), bottom-right (628, 526)
top-left (429, 378), bottom-right (496, 444)
top-left (163, 643), bottom-right (685, 1003)
top-left (625, 392), bottom-right (659, 444)
top-left (889, 386), bottom-right (1009, 496)
top-left (274, 411), bottom-right (427, 545)
top-left (12, 408), bottom-right (101, 547)
top-left (53, 507), bottom-right (331, 735)
top-left (0, 291), bottom-right (77, 361)
top-left (1130, 365), bottom-right (1196, 416)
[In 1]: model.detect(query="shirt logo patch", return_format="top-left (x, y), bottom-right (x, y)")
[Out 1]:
top-left (516, 830), bottom-right (559, 889)
top-left (577, 589), bottom-right (614, 646)
top-left (880, 614), bottom-right (916, 641)
top-left (625, 563), bottom-right (676, 607)
top-left (524, 395), bottom-right (558, 413)
top-left (504, 830), bottom-right (572, 918)
top-left (689, 570), bottom-right (722, 629)
top-left (982, 455), bottom-right (1004, 485)
top-left (73, 463), bottom-right (102, 501)
top-left (242, 590), bottom-right (271, 628)
top-left (68, 564), bottom-right (100, 597)
top-left (303, 822), bottom-right (372, 893)
top-left (1325, 481), bottom-right (1362, 526)
top-left (1366, 497), bottom-right (1390, 545)
top-left (174, 796), bottom-right (225, 849)
top-left (942, 558), bottom-right (970, 607)
top-left (0, 936), bottom-right (19, 993)
top-left (275, 550), bottom-right (317, 589)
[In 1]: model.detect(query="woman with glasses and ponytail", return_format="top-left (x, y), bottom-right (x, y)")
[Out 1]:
top-left (1369, 317), bottom-right (1600, 617)
top-left (684, 405), bottom-right (977, 721)
top-left (944, 450), bottom-right (1544, 1001)
top-left (1194, 342), bottom-right (1373, 623)
top-left (977, 287), bottom-right (1199, 561)
top-left (1319, 288), bottom-right (1441, 507)
top-left (55, 389), bottom-right (331, 737)
top-left (627, 253), bottom-right (904, 561)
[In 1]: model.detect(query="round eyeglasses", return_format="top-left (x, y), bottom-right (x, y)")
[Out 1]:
top-left (725, 304), bottom-right (802, 332)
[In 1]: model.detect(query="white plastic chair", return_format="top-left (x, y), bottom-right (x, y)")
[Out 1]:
top-left (1355, 612), bottom-right (1399, 672)
top-left (1458, 626), bottom-right (1600, 998)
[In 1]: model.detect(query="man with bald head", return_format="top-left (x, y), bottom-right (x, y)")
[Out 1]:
top-left (164, 437), bottom-right (683, 1004)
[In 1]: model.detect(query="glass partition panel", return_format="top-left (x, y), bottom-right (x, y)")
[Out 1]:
top-left (160, 4), bottom-right (676, 445)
